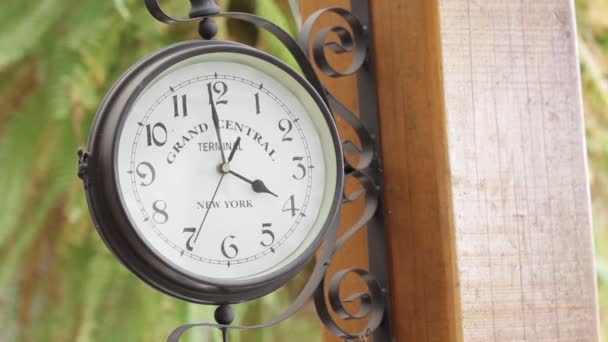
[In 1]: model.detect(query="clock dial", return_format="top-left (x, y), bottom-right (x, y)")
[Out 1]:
top-left (116, 53), bottom-right (338, 283)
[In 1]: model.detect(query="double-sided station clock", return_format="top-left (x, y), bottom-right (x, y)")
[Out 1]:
top-left (79, 40), bottom-right (343, 304)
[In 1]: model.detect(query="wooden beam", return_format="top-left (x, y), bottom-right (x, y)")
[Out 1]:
top-left (439, 0), bottom-right (599, 339)
top-left (370, 0), bottom-right (462, 340)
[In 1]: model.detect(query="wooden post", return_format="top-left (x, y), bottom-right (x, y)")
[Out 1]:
top-left (370, 1), bottom-right (462, 340)
top-left (438, 0), bottom-right (599, 339)
top-left (303, 0), bottom-right (600, 340)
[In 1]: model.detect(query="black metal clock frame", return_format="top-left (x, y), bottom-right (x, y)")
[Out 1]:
top-left (79, 0), bottom-right (393, 341)
top-left (79, 40), bottom-right (345, 304)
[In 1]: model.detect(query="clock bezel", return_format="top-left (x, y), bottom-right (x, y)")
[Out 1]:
top-left (83, 40), bottom-right (344, 304)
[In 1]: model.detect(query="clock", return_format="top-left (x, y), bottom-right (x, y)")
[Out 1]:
top-left (80, 40), bottom-right (343, 304)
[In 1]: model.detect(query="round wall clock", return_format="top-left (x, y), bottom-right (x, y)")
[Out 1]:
top-left (80, 40), bottom-right (343, 304)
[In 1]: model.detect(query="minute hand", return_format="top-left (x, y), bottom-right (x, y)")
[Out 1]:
top-left (228, 171), bottom-right (279, 198)
top-left (193, 173), bottom-right (225, 245)
top-left (207, 83), bottom-right (226, 164)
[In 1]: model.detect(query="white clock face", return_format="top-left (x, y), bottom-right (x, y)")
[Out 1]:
top-left (116, 52), bottom-right (338, 283)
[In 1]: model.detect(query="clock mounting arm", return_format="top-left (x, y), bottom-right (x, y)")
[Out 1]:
top-left (146, 1), bottom-right (391, 341)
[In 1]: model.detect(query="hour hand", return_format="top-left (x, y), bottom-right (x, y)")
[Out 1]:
top-left (251, 179), bottom-right (279, 198)
top-left (228, 171), bottom-right (278, 198)
top-left (227, 137), bottom-right (241, 163)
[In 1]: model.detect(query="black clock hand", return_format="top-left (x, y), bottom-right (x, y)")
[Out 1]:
top-left (193, 173), bottom-right (225, 245)
top-left (228, 170), bottom-right (279, 198)
top-left (251, 179), bottom-right (279, 198)
top-left (223, 136), bottom-right (276, 197)
top-left (227, 137), bottom-right (241, 163)
top-left (207, 83), bottom-right (227, 164)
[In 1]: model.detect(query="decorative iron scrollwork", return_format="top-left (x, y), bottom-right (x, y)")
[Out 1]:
top-left (143, 1), bottom-right (390, 341)
top-left (299, 7), bottom-right (367, 78)
top-left (311, 169), bottom-right (383, 339)
top-left (314, 268), bottom-right (385, 340)
top-left (300, 8), bottom-right (375, 173)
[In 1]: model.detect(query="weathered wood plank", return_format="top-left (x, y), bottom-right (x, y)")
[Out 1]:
top-left (439, 0), bottom-right (599, 340)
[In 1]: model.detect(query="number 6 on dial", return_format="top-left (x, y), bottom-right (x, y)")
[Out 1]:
top-left (221, 236), bottom-right (239, 259)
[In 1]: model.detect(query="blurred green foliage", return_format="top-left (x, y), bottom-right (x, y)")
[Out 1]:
top-left (576, 0), bottom-right (608, 339)
top-left (0, 0), bottom-right (320, 341)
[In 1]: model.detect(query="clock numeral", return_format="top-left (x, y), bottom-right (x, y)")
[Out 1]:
top-left (183, 227), bottom-right (196, 251)
top-left (260, 223), bottom-right (275, 247)
top-left (254, 93), bottom-right (261, 114)
top-left (282, 195), bottom-right (299, 217)
top-left (145, 122), bottom-right (167, 147)
top-left (221, 235), bottom-right (239, 259)
top-left (136, 162), bottom-right (155, 186)
top-left (292, 156), bottom-right (306, 180)
top-left (207, 81), bottom-right (228, 106)
top-left (173, 94), bottom-right (188, 118)
top-left (152, 200), bottom-right (168, 224)
top-left (278, 119), bottom-right (293, 142)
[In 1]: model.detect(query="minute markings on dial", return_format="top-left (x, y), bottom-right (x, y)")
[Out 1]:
top-left (127, 73), bottom-right (315, 265)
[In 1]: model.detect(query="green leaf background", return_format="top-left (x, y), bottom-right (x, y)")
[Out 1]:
top-left (0, 0), bottom-right (321, 341)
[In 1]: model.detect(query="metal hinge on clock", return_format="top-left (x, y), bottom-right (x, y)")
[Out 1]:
top-left (77, 147), bottom-right (90, 190)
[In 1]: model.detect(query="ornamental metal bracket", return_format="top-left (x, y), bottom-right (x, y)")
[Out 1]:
top-left (143, 0), bottom-right (392, 340)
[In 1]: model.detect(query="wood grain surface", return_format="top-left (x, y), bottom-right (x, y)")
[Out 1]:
top-left (370, 0), bottom-right (463, 341)
top-left (439, 0), bottom-right (599, 340)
